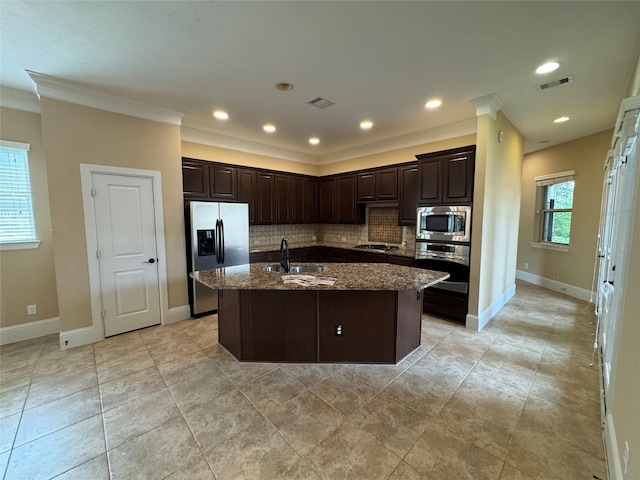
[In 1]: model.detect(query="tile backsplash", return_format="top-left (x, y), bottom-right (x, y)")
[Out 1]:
top-left (249, 205), bottom-right (416, 249)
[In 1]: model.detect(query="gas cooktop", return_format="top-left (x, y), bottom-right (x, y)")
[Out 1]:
top-left (354, 244), bottom-right (400, 251)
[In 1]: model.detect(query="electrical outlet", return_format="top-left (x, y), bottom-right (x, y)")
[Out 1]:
top-left (312, 235), bottom-right (317, 241)
top-left (335, 324), bottom-right (343, 336)
top-left (341, 237), bottom-right (346, 243)
top-left (623, 441), bottom-right (629, 475)
top-left (524, 263), bottom-right (529, 270)
top-left (27, 304), bottom-right (37, 315)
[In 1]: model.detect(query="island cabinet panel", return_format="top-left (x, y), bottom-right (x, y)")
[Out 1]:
top-left (218, 290), bottom-right (242, 359)
top-left (398, 164), bottom-right (418, 225)
top-left (239, 290), bottom-right (318, 362)
top-left (182, 160), bottom-right (210, 199)
top-left (209, 164), bottom-right (237, 200)
top-left (236, 168), bottom-right (256, 225)
top-left (256, 172), bottom-right (275, 224)
top-left (396, 289), bottom-right (423, 360)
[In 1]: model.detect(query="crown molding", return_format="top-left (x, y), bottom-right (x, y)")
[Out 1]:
top-left (26, 70), bottom-right (184, 126)
top-left (0, 86), bottom-right (41, 113)
top-left (470, 93), bottom-right (504, 120)
top-left (180, 127), bottom-right (318, 165)
top-left (316, 118), bottom-right (478, 165)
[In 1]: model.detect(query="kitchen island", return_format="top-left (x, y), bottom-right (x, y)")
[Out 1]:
top-left (193, 263), bottom-right (448, 364)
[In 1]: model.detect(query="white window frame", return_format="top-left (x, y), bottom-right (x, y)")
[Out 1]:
top-left (0, 140), bottom-right (40, 250)
top-left (530, 170), bottom-right (575, 252)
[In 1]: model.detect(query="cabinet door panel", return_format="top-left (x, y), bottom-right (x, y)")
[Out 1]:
top-left (306, 178), bottom-right (319, 223)
top-left (182, 160), bottom-right (209, 198)
top-left (236, 169), bottom-right (256, 225)
top-left (376, 168), bottom-right (398, 201)
top-left (398, 164), bottom-right (418, 225)
top-left (418, 157), bottom-right (442, 204)
top-left (290, 176), bottom-right (306, 224)
top-left (275, 174), bottom-right (291, 224)
top-left (256, 173), bottom-right (275, 224)
top-left (337, 175), bottom-right (363, 224)
top-left (209, 165), bottom-right (236, 200)
top-left (357, 172), bottom-right (376, 202)
top-left (320, 178), bottom-right (336, 223)
top-left (443, 152), bottom-right (474, 203)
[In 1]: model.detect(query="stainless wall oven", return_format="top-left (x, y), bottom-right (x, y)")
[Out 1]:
top-left (416, 205), bottom-right (471, 243)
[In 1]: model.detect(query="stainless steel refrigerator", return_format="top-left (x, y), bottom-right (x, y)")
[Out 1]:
top-left (187, 201), bottom-right (249, 315)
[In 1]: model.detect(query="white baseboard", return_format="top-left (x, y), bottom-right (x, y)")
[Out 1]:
top-left (59, 325), bottom-right (102, 350)
top-left (515, 270), bottom-right (593, 302)
top-left (166, 305), bottom-right (191, 324)
top-left (604, 412), bottom-right (623, 480)
top-left (466, 283), bottom-right (516, 332)
top-left (0, 317), bottom-right (60, 345)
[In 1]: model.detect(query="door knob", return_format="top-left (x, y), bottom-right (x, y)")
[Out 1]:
top-left (146, 258), bottom-right (156, 263)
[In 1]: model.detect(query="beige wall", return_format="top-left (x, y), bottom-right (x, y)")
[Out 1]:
top-left (517, 130), bottom-right (611, 290)
top-left (181, 141), bottom-right (320, 176)
top-left (469, 111), bottom-right (523, 318)
top-left (0, 107), bottom-right (59, 327)
top-left (39, 99), bottom-right (187, 332)
top-left (319, 134), bottom-right (477, 176)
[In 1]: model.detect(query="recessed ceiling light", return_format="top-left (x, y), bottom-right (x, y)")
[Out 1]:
top-left (275, 82), bottom-right (294, 91)
top-left (553, 116), bottom-right (571, 123)
top-left (360, 120), bottom-right (373, 130)
top-left (425, 99), bottom-right (442, 109)
top-left (213, 110), bottom-right (229, 120)
top-left (540, 140), bottom-right (550, 144)
top-left (536, 62), bottom-right (560, 74)
top-left (263, 124), bottom-right (276, 133)
top-left (309, 137), bottom-right (320, 145)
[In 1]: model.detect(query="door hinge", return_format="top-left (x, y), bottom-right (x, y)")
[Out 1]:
top-left (96, 250), bottom-right (101, 259)
top-left (100, 309), bottom-right (105, 319)
top-left (91, 187), bottom-right (97, 197)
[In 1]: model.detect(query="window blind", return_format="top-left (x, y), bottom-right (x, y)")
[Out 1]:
top-left (535, 170), bottom-right (575, 187)
top-left (0, 141), bottom-right (36, 243)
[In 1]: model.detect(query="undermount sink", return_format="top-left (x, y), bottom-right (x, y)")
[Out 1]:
top-left (262, 264), bottom-right (324, 273)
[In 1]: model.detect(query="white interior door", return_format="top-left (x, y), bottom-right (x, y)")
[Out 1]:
top-left (93, 173), bottom-right (161, 336)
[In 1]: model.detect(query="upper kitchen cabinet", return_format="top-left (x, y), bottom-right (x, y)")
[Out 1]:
top-left (256, 172), bottom-right (275, 224)
top-left (416, 146), bottom-right (476, 205)
top-left (275, 174), bottom-right (291, 224)
top-left (357, 167), bottom-right (398, 202)
top-left (337, 175), bottom-right (364, 224)
top-left (182, 159), bottom-right (210, 199)
top-left (209, 164), bottom-right (237, 200)
top-left (306, 178), bottom-right (319, 223)
top-left (319, 177), bottom-right (336, 223)
top-left (236, 168), bottom-right (256, 225)
top-left (398, 163), bottom-right (418, 225)
top-left (290, 175), bottom-right (306, 224)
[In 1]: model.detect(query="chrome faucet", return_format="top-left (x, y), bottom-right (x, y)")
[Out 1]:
top-left (280, 237), bottom-right (290, 273)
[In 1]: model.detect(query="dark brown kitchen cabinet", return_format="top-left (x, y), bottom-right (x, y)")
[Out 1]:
top-left (417, 146), bottom-right (475, 205)
top-left (182, 160), bottom-right (210, 199)
top-left (290, 176), bottom-right (306, 224)
top-left (306, 178), bottom-right (319, 223)
top-left (319, 177), bottom-right (336, 223)
top-left (337, 175), bottom-right (364, 224)
top-left (256, 172), bottom-right (275, 224)
top-left (249, 252), bottom-right (268, 263)
top-left (275, 174), bottom-right (291, 224)
top-left (236, 168), bottom-right (256, 225)
top-left (357, 168), bottom-right (398, 202)
top-left (209, 164), bottom-right (237, 200)
top-left (398, 164), bottom-right (418, 225)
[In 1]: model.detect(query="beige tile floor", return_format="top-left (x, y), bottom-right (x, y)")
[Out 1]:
top-left (0, 281), bottom-right (606, 480)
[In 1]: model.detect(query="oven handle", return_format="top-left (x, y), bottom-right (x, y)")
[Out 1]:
top-left (432, 280), bottom-right (469, 295)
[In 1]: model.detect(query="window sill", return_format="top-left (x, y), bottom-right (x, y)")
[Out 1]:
top-left (0, 240), bottom-right (41, 251)
top-left (530, 241), bottom-right (569, 252)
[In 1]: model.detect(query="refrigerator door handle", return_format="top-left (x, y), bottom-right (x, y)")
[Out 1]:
top-left (220, 219), bottom-right (225, 264)
top-left (214, 219), bottom-right (221, 264)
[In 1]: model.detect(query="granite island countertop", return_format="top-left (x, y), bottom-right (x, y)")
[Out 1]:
top-left (192, 262), bottom-right (449, 291)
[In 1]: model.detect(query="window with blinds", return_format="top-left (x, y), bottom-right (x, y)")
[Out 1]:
top-left (0, 141), bottom-right (36, 243)
top-left (534, 170), bottom-right (575, 245)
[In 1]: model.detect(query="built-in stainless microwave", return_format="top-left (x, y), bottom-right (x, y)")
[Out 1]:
top-left (416, 205), bottom-right (471, 243)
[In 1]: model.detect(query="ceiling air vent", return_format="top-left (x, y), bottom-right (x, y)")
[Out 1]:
top-left (537, 75), bottom-right (574, 90)
top-left (307, 97), bottom-right (335, 109)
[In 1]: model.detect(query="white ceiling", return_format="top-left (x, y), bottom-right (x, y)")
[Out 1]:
top-left (1, 1), bottom-right (639, 162)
